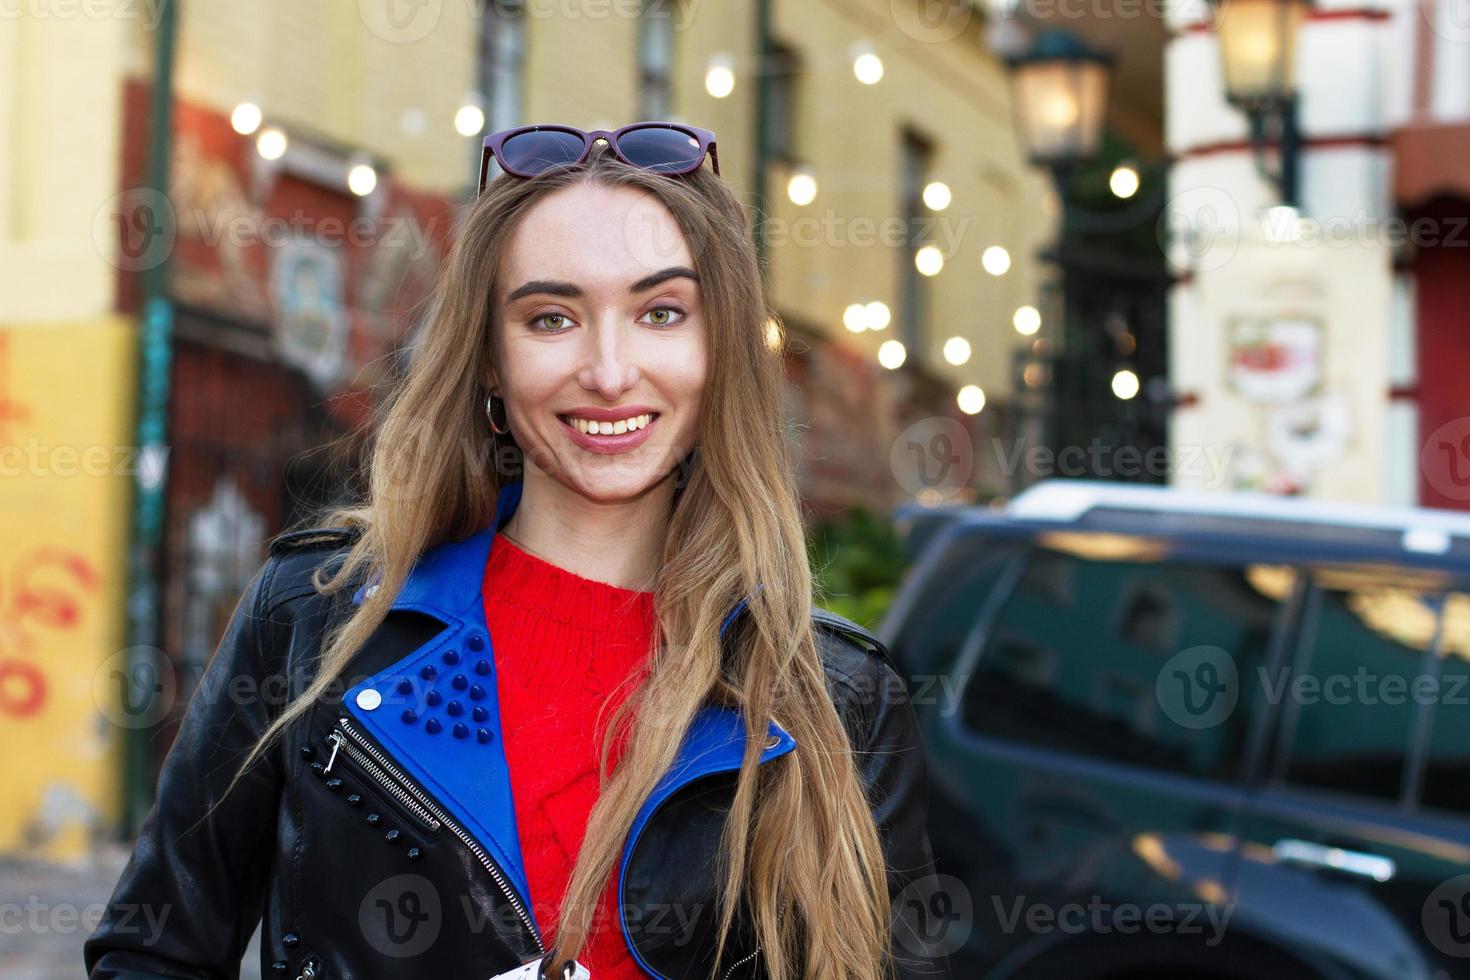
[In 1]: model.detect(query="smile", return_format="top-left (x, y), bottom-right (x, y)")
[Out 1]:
top-left (556, 412), bottom-right (663, 455)
top-left (556, 412), bottom-right (659, 435)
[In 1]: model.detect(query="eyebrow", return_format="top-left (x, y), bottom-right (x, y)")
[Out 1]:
top-left (504, 266), bottom-right (699, 304)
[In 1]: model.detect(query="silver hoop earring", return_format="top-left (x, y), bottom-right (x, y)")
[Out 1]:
top-left (486, 393), bottom-right (511, 435)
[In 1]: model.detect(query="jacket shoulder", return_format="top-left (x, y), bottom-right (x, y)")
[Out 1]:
top-left (261, 525), bottom-right (363, 609)
top-left (812, 607), bottom-right (888, 661)
top-left (268, 525), bottom-right (363, 557)
top-left (812, 608), bottom-right (900, 694)
top-left (811, 608), bottom-right (913, 756)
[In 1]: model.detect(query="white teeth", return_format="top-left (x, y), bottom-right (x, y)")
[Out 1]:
top-left (565, 413), bottom-right (654, 435)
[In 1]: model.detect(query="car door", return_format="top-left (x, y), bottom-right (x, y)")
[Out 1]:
top-left (900, 529), bottom-right (1303, 977)
top-left (1235, 567), bottom-right (1470, 980)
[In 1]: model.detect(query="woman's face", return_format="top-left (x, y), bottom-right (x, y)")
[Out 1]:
top-left (490, 182), bottom-right (707, 503)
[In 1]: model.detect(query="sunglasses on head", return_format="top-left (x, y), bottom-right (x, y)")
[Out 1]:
top-left (478, 122), bottom-right (719, 194)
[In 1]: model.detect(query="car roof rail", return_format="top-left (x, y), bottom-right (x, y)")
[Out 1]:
top-left (1004, 480), bottom-right (1470, 555)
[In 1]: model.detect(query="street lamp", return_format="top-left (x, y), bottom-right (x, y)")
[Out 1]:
top-left (1005, 31), bottom-right (1113, 178)
top-left (1210, 0), bottom-right (1309, 207)
top-left (1003, 29), bottom-right (1115, 361)
top-left (1003, 30), bottom-right (1172, 489)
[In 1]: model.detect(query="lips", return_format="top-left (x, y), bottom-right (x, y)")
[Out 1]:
top-left (557, 412), bottom-right (662, 455)
top-left (557, 411), bottom-right (659, 436)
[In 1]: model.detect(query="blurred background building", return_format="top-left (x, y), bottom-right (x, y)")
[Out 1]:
top-left (5, 0), bottom-right (1467, 872)
top-left (1164, 0), bottom-right (1470, 506)
top-left (2, 0), bottom-right (1060, 861)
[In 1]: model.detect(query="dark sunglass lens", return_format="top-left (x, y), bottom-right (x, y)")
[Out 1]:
top-left (618, 127), bottom-right (704, 173)
top-left (499, 130), bottom-right (585, 175)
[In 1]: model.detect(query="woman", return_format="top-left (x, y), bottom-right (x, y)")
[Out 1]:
top-left (85, 123), bottom-right (950, 980)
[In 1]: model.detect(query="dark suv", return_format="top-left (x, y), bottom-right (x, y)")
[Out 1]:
top-left (880, 480), bottom-right (1470, 979)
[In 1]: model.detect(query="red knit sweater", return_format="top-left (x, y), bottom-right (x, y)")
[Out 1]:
top-left (482, 531), bottom-right (657, 977)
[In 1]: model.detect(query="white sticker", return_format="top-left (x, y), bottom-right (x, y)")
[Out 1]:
top-left (488, 956), bottom-right (591, 980)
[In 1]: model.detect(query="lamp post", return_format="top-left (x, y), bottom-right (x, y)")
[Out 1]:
top-left (1004, 31), bottom-right (1116, 483)
top-left (1210, 0), bottom-right (1310, 208)
top-left (1003, 31), bottom-right (1175, 488)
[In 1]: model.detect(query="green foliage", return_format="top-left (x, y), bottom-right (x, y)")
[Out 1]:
top-left (806, 507), bottom-right (907, 631)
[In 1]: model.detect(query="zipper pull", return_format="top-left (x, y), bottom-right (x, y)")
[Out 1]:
top-left (324, 732), bottom-right (343, 774)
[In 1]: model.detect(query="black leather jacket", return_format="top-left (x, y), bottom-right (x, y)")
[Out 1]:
top-left (84, 496), bottom-right (952, 980)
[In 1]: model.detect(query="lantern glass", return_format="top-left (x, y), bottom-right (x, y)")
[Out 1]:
top-left (1011, 57), bottom-right (1110, 168)
top-left (1215, 0), bottom-right (1308, 107)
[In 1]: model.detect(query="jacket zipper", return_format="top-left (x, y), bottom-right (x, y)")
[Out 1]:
top-left (333, 715), bottom-right (545, 957)
top-left (719, 905), bottom-right (784, 980)
top-left (721, 945), bottom-right (760, 980)
top-left (324, 730), bottom-right (441, 834)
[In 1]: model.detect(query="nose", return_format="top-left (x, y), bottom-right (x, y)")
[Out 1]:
top-left (578, 318), bottom-right (640, 400)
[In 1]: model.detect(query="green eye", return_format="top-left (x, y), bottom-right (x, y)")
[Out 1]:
top-left (644, 307), bottom-right (686, 327)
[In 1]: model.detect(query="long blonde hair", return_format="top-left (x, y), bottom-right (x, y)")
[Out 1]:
top-left (220, 143), bottom-right (893, 980)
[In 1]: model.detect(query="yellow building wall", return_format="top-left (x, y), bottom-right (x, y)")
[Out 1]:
top-left (0, 0), bottom-right (1050, 859)
top-left (0, 7), bottom-right (136, 323)
top-left (766, 0), bottom-right (1051, 400)
top-left (174, 0), bottom-right (481, 194)
top-left (1, 5), bottom-right (143, 860)
top-left (170, 0), bottom-right (1050, 399)
top-left (0, 317), bottom-right (137, 861)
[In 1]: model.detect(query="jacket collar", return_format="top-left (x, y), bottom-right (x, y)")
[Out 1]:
top-left (351, 479), bottom-right (755, 636)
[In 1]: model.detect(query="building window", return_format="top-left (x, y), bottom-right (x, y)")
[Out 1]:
top-left (763, 42), bottom-right (799, 164)
top-left (638, 0), bottom-right (677, 118)
top-left (898, 129), bottom-right (932, 355)
top-left (479, 0), bottom-right (525, 183)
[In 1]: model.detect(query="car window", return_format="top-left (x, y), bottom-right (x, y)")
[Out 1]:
top-left (1419, 592), bottom-right (1470, 817)
top-left (886, 532), bottom-right (1024, 675)
top-left (960, 544), bottom-right (1290, 781)
top-left (1276, 581), bottom-right (1437, 804)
